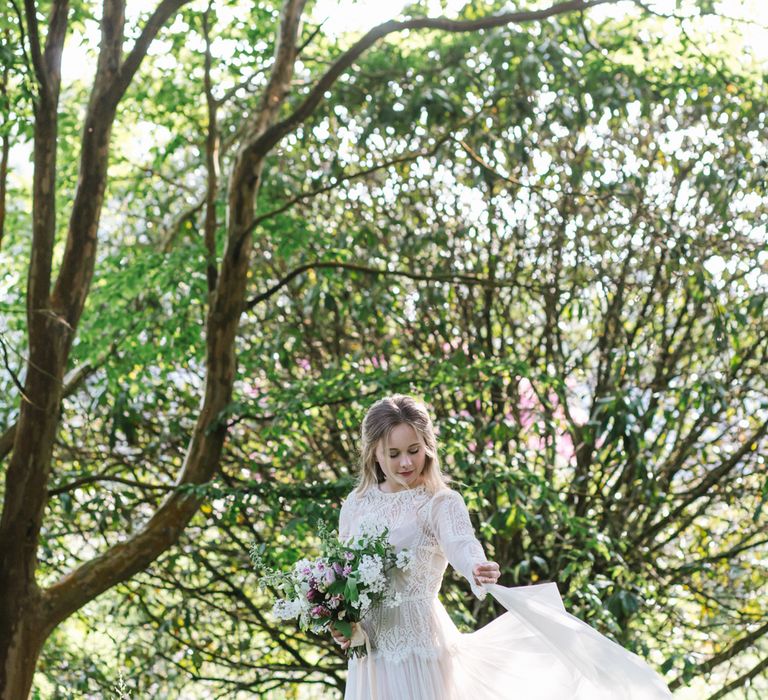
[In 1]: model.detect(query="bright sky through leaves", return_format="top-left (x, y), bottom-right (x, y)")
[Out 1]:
top-left (58, 0), bottom-right (768, 85)
top-left (35, 0), bottom-right (768, 297)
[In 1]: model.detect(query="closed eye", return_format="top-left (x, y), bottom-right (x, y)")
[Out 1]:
top-left (390, 448), bottom-right (420, 457)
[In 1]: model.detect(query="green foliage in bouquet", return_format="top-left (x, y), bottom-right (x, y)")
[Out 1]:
top-left (251, 519), bottom-right (413, 657)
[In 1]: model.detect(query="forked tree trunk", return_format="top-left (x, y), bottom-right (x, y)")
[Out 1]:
top-left (0, 0), bottom-right (306, 694)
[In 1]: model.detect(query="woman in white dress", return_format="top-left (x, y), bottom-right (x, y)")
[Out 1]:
top-left (331, 394), bottom-right (673, 700)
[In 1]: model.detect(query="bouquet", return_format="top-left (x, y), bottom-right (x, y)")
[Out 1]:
top-left (250, 516), bottom-right (413, 657)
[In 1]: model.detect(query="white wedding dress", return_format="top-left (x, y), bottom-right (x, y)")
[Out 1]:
top-left (338, 484), bottom-right (673, 700)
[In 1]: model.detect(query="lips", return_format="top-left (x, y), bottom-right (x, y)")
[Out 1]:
top-left (400, 470), bottom-right (414, 477)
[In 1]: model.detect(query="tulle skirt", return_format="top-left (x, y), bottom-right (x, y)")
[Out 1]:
top-left (345, 582), bottom-right (672, 700)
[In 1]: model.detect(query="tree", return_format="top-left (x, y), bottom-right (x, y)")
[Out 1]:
top-left (2, 0), bottom-right (705, 696)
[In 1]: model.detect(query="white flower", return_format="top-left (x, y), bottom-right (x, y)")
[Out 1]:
top-left (358, 591), bottom-right (371, 611)
top-left (385, 590), bottom-right (402, 608)
top-left (358, 554), bottom-right (385, 590)
top-left (357, 514), bottom-right (387, 542)
top-left (395, 549), bottom-right (413, 572)
top-left (310, 620), bottom-right (328, 635)
top-left (310, 558), bottom-right (330, 580)
top-left (292, 558), bottom-right (313, 576)
top-left (271, 599), bottom-right (303, 621)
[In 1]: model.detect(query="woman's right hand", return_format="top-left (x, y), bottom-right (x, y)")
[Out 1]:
top-left (331, 625), bottom-right (351, 650)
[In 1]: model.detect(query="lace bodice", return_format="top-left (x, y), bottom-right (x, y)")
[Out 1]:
top-left (339, 484), bottom-right (488, 662)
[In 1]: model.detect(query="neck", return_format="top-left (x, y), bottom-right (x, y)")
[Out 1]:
top-left (380, 478), bottom-right (423, 493)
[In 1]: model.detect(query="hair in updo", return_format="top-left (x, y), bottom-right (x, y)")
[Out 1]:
top-left (354, 394), bottom-right (450, 495)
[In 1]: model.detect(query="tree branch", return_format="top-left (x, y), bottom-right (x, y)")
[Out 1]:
top-left (245, 260), bottom-right (545, 310)
top-left (52, 0), bottom-right (196, 326)
top-left (47, 475), bottom-right (173, 498)
top-left (0, 333), bottom-right (28, 401)
top-left (456, 137), bottom-right (628, 201)
top-left (201, 1), bottom-right (219, 292)
top-left (0, 351), bottom-right (110, 462)
top-left (669, 619), bottom-right (768, 691)
top-left (706, 653), bottom-right (768, 700)
top-left (0, 45), bottom-right (9, 249)
top-left (638, 420), bottom-right (768, 546)
top-left (244, 0), bottom-right (618, 162)
top-left (158, 196), bottom-right (206, 253)
top-left (114, 0), bottom-right (196, 103)
top-left (249, 121), bottom-right (461, 232)
top-left (21, 0), bottom-right (46, 92)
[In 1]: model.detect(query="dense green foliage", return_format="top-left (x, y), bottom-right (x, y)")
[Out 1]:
top-left (1, 0), bottom-right (766, 697)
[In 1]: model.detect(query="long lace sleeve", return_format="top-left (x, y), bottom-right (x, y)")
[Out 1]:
top-left (338, 490), bottom-right (357, 542)
top-left (429, 489), bottom-right (488, 600)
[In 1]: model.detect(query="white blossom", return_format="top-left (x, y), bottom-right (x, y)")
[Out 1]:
top-left (356, 514), bottom-right (387, 542)
top-left (292, 558), bottom-right (313, 575)
top-left (271, 599), bottom-right (303, 621)
top-left (358, 554), bottom-right (385, 591)
top-left (385, 590), bottom-right (403, 608)
top-left (395, 549), bottom-right (414, 572)
top-left (309, 558), bottom-right (331, 581)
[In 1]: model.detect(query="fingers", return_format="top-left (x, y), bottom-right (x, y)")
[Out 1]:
top-left (331, 627), bottom-right (352, 650)
top-left (333, 635), bottom-right (351, 650)
top-left (473, 561), bottom-right (501, 584)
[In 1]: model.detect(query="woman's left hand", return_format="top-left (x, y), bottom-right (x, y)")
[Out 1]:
top-left (473, 561), bottom-right (501, 586)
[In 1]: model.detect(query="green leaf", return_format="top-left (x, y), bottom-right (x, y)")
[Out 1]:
top-left (332, 620), bottom-right (352, 639)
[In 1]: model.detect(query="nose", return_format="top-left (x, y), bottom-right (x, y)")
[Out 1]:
top-left (401, 455), bottom-right (412, 467)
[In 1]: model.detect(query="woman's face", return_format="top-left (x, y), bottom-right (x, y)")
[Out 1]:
top-left (375, 423), bottom-right (426, 491)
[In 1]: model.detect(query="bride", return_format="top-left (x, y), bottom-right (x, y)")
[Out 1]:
top-left (331, 394), bottom-right (673, 699)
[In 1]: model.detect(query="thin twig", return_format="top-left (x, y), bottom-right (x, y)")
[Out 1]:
top-left (245, 260), bottom-right (545, 310)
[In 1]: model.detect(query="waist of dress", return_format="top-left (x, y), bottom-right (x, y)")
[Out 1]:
top-left (396, 592), bottom-right (440, 603)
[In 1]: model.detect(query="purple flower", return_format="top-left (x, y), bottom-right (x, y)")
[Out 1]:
top-left (342, 564), bottom-right (352, 576)
top-left (344, 552), bottom-right (354, 561)
top-left (311, 605), bottom-right (331, 618)
top-left (324, 569), bottom-right (336, 585)
top-left (333, 562), bottom-right (344, 576)
top-left (306, 588), bottom-right (320, 602)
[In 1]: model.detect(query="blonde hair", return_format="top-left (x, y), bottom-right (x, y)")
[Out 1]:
top-left (353, 394), bottom-right (451, 496)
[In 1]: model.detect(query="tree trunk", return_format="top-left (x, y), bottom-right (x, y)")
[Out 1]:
top-left (0, 20), bottom-right (67, 689)
top-left (0, 598), bottom-right (47, 700)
